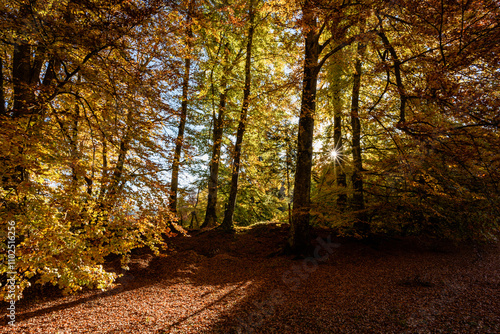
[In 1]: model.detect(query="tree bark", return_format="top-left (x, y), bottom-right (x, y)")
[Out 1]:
top-left (288, 1), bottom-right (358, 254)
top-left (332, 76), bottom-right (347, 210)
top-left (288, 3), bottom-right (320, 254)
top-left (221, 0), bottom-right (255, 232)
top-left (70, 102), bottom-right (80, 190)
top-left (12, 43), bottom-right (33, 118)
top-left (201, 87), bottom-right (227, 228)
top-left (189, 188), bottom-right (200, 229)
top-left (378, 29), bottom-right (407, 126)
top-left (101, 110), bottom-right (133, 211)
top-left (169, 0), bottom-right (193, 215)
top-left (169, 57), bottom-right (191, 214)
top-left (202, 45), bottom-right (231, 228)
top-left (3, 4), bottom-right (34, 192)
top-left (350, 38), bottom-right (368, 233)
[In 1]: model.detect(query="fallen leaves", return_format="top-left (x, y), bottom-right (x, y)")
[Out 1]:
top-left (1, 228), bottom-right (499, 333)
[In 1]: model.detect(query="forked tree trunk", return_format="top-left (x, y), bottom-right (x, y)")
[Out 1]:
top-left (288, 0), bottom-right (358, 254)
top-left (221, 0), bottom-right (255, 232)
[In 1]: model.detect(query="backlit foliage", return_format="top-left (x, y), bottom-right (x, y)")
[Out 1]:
top-left (1, 0), bottom-right (499, 298)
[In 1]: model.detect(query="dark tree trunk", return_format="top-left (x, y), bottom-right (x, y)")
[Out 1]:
top-left (169, 56), bottom-right (191, 214)
top-left (70, 102), bottom-right (80, 190)
top-left (378, 30), bottom-right (407, 126)
top-left (221, 0), bottom-right (255, 232)
top-left (99, 135), bottom-right (108, 200)
top-left (169, 1), bottom-right (193, 215)
top-left (101, 110), bottom-right (133, 212)
top-left (287, 0), bottom-right (358, 254)
top-left (286, 131), bottom-right (292, 225)
top-left (332, 83), bottom-right (347, 210)
top-left (201, 44), bottom-right (231, 228)
top-left (201, 42), bottom-right (243, 229)
top-left (12, 43), bottom-right (32, 118)
top-left (288, 6), bottom-right (319, 254)
top-left (4, 4), bottom-right (34, 192)
top-left (350, 40), bottom-right (368, 233)
top-left (201, 87), bottom-right (227, 228)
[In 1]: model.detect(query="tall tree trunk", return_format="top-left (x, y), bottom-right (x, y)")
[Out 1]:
top-left (101, 110), bottom-right (133, 213)
top-left (221, 0), bottom-right (255, 232)
top-left (332, 76), bottom-right (347, 210)
top-left (378, 29), bottom-right (407, 126)
top-left (170, 2), bottom-right (193, 215)
top-left (287, 0), bottom-right (357, 254)
top-left (3, 7), bottom-right (33, 193)
top-left (286, 128), bottom-right (292, 226)
top-left (99, 135), bottom-right (108, 199)
top-left (350, 39), bottom-right (368, 233)
top-left (288, 5), bottom-right (319, 254)
top-left (202, 86), bottom-right (228, 228)
top-left (202, 44), bottom-right (231, 228)
top-left (12, 43), bottom-right (32, 118)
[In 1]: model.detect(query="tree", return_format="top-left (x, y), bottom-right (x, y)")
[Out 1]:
top-left (289, 0), bottom-right (370, 254)
top-left (363, 0), bottom-right (500, 240)
top-left (201, 41), bottom-right (243, 228)
top-left (221, 0), bottom-right (256, 232)
top-left (2, 0), bottom-right (499, 302)
top-left (170, 0), bottom-right (195, 215)
top-left (0, 0), bottom-right (182, 300)
top-left (350, 23), bottom-right (368, 233)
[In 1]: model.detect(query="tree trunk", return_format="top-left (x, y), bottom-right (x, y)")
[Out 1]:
top-left (286, 129), bottom-right (292, 226)
top-left (333, 82), bottom-right (347, 210)
top-left (288, 6), bottom-right (319, 254)
top-left (169, 1), bottom-right (193, 215)
top-left (201, 88), bottom-right (227, 228)
top-left (12, 43), bottom-right (33, 118)
top-left (201, 45), bottom-right (231, 228)
top-left (350, 39), bottom-right (368, 233)
top-left (221, 0), bottom-right (255, 232)
top-left (378, 30), bottom-right (407, 126)
top-left (100, 110), bottom-right (133, 213)
top-left (3, 5), bottom-right (34, 193)
top-left (189, 188), bottom-right (200, 229)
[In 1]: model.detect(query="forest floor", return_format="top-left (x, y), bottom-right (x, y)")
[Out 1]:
top-left (2, 222), bottom-right (499, 333)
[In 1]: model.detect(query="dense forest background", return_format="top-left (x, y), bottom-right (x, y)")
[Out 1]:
top-left (1, 0), bottom-right (499, 300)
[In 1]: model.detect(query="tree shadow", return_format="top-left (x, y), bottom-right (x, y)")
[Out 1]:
top-left (2, 273), bottom-right (151, 326)
top-left (4, 229), bottom-right (494, 333)
top-left (3, 234), bottom-right (280, 328)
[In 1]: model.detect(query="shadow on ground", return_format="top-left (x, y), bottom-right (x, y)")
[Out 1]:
top-left (2, 224), bottom-right (499, 333)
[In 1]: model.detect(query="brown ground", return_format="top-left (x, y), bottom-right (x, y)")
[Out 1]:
top-left (2, 222), bottom-right (499, 333)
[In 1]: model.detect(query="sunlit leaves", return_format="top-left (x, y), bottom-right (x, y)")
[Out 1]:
top-left (0, 0), bottom-right (183, 300)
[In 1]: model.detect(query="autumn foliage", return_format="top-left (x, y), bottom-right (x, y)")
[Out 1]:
top-left (1, 0), bottom-right (499, 300)
top-left (0, 0), bottom-right (181, 300)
